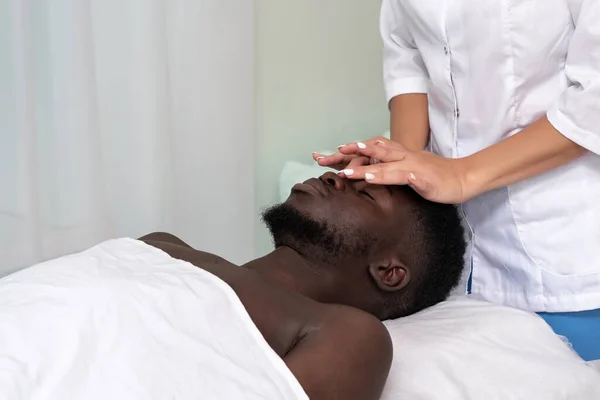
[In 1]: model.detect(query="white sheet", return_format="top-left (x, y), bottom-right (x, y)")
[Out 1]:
top-left (2, 239), bottom-right (599, 400)
top-left (382, 297), bottom-right (600, 399)
top-left (0, 239), bottom-right (307, 400)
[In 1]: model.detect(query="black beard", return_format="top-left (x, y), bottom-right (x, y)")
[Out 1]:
top-left (261, 203), bottom-right (375, 264)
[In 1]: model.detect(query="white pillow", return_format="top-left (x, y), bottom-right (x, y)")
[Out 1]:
top-left (382, 297), bottom-right (600, 400)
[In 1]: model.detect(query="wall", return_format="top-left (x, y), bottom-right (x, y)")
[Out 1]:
top-left (0, 0), bottom-right (255, 274)
top-left (255, 0), bottom-right (389, 255)
top-left (0, 0), bottom-right (384, 269)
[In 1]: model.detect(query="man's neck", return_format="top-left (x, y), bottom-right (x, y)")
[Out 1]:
top-left (242, 246), bottom-right (339, 304)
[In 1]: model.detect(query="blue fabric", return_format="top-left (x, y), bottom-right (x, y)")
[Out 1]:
top-left (467, 260), bottom-right (473, 294)
top-left (538, 309), bottom-right (600, 361)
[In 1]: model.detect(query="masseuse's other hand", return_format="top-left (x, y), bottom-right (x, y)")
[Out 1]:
top-left (332, 137), bottom-right (469, 204)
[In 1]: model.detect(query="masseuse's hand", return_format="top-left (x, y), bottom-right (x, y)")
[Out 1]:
top-left (319, 137), bottom-right (469, 204)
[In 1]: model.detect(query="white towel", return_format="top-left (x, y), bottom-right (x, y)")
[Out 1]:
top-left (0, 239), bottom-right (308, 400)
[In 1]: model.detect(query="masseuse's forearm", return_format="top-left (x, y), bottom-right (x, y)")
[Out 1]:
top-left (461, 116), bottom-right (588, 199)
top-left (389, 94), bottom-right (430, 151)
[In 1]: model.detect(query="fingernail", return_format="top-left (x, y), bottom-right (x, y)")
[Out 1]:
top-left (376, 140), bottom-right (385, 145)
top-left (317, 157), bottom-right (325, 161)
top-left (338, 145), bottom-right (345, 149)
top-left (366, 173), bottom-right (375, 181)
top-left (357, 142), bottom-right (367, 149)
top-left (343, 169), bottom-right (354, 176)
top-left (409, 173), bottom-right (416, 180)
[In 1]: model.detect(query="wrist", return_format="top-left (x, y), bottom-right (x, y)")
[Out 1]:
top-left (453, 156), bottom-right (485, 202)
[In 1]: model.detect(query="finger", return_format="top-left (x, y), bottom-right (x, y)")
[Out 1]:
top-left (334, 157), bottom-right (370, 177)
top-left (346, 156), bottom-right (370, 168)
top-left (337, 138), bottom-right (381, 154)
top-left (364, 136), bottom-right (394, 148)
top-left (338, 136), bottom-right (390, 147)
top-left (374, 136), bottom-right (393, 145)
top-left (332, 157), bottom-right (370, 176)
top-left (312, 145), bottom-right (357, 161)
top-left (407, 173), bottom-right (436, 200)
top-left (337, 136), bottom-right (395, 152)
top-left (336, 143), bottom-right (364, 158)
top-left (340, 164), bottom-right (412, 186)
top-left (339, 141), bottom-right (408, 163)
top-left (314, 152), bottom-right (356, 168)
top-left (312, 152), bottom-right (325, 162)
top-left (322, 163), bottom-right (354, 172)
top-left (312, 151), bottom-right (349, 171)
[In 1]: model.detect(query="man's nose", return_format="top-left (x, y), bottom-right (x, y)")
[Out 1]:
top-left (320, 171), bottom-right (346, 191)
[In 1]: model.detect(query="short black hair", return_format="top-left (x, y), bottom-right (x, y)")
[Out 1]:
top-left (382, 192), bottom-right (466, 320)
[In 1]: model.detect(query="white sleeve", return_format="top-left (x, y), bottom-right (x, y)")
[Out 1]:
top-left (546, 0), bottom-right (600, 155)
top-left (381, 0), bottom-right (429, 105)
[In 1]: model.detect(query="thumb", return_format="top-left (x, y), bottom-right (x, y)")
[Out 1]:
top-left (408, 173), bottom-right (434, 199)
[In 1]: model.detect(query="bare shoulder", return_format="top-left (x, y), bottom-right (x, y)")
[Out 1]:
top-left (286, 304), bottom-right (393, 400)
top-left (139, 232), bottom-right (192, 248)
top-left (140, 234), bottom-right (234, 268)
top-left (321, 304), bottom-right (393, 362)
top-left (320, 303), bottom-right (389, 333)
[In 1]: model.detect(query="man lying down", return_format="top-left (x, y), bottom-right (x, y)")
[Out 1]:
top-left (0, 172), bottom-right (466, 400)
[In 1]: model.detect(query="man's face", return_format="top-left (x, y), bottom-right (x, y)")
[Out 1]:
top-left (262, 172), bottom-right (417, 264)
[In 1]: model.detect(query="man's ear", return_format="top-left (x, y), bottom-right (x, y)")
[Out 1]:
top-left (368, 258), bottom-right (410, 292)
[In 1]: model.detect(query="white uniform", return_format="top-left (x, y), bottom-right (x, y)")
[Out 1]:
top-left (381, 0), bottom-right (600, 312)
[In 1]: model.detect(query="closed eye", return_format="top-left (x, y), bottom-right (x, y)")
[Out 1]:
top-left (359, 190), bottom-right (375, 201)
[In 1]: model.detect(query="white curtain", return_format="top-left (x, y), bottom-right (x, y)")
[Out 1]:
top-left (0, 0), bottom-right (255, 276)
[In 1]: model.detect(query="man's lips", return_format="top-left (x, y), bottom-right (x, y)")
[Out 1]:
top-left (291, 178), bottom-right (328, 196)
